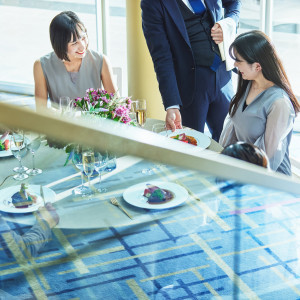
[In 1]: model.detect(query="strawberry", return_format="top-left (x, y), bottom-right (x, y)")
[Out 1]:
top-left (4, 139), bottom-right (9, 150)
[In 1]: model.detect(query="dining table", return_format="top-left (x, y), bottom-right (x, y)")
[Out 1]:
top-left (1, 120), bottom-right (300, 300)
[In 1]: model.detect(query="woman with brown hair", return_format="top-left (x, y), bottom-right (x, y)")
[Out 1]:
top-left (219, 30), bottom-right (300, 175)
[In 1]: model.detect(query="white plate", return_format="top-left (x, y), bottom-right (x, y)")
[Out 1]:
top-left (0, 135), bottom-right (12, 157)
top-left (159, 129), bottom-right (211, 149)
top-left (0, 185), bottom-right (56, 213)
top-left (123, 181), bottom-right (188, 209)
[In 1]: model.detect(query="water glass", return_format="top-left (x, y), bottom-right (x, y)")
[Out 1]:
top-left (105, 154), bottom-right (117, 172)
top-left (59, 96), bottom-right (71, 112)
top-left (94, 151), bottom-right (108, 193)
top-left (26, 134), bottom-right (42, 176)
top-left (72, 146), bottom-right (90, 195)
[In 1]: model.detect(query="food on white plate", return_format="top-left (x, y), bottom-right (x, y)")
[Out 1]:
top-left (170, 133), bottom-right (197, 146)
top-left (11, 183), bottom-right (37, 208)
top-left (143, 184), bottom-right (174, 204)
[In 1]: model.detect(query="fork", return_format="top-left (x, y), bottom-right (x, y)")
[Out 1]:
top-left (110, 197), bottom-right (133, 219)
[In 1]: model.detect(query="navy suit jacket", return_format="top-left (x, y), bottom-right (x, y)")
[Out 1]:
top-left (141, 0), bottom-right (241, 109)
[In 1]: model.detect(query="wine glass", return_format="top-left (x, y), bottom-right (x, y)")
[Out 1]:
top-left (135, 99), bottom-right (147, 128)
top-left (72, 146), bottom-right (90, 195)
top-left (10, 132), bottom-right (28, 180)
top-left (26, 133), bottom-right (42, 176)
top-left (82, 149), bottom-right (95, 192)
top-left (94, 151), bottom-right (108, 193)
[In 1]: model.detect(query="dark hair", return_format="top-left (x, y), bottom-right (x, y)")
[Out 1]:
top-left (49, 11), bottom-right (87, 61)
top-left (221, 142), bottom-right (269, 168)
top-left (229, 30), bottom-right (300, 117)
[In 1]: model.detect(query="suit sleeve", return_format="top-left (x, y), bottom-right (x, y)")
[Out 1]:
top-left (141, 0), bottom-right (182, 109)
top-left (222, 0), bottom-right (241, 25)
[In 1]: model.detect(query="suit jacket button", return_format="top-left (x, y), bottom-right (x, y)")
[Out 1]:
top-left (191, 67), bottom-right (195, 70)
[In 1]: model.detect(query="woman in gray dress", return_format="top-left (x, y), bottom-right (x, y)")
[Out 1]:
top-left (34, 11), bottom-right (117, 110)
top-left (219, 30), bottom-right (300, 175)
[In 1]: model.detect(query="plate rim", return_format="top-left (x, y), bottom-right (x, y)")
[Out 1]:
top-left (0, 184), bottom-right (56, 213)
top-left (123, 181), bottom-right (188, 210)
top-left (159, 129), bottom-right (211, 149)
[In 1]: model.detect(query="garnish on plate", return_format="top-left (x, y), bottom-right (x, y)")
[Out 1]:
top-left (170, 133), bottom-right (197, 146)
top-left (0, 132), bottom-right (10, 151)
top-left (143, 184), bottom-right (174, 204)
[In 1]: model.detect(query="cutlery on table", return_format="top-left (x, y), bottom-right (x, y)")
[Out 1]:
top-left (110, 197), bottom-right (133, 219)
top-left (40, 185), bottom-right (46, 206)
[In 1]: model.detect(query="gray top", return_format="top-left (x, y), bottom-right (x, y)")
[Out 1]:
top-left (219, 82), bottom-right (295, 175)
top-left (40, 49), bottom-right (103, 106)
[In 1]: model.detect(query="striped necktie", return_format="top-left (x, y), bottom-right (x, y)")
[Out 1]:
top-left (188, 0), bottom-right (206, 15)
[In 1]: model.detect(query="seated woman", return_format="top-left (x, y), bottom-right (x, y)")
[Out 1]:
top-left (221, 142), bottom-right (269, 169)
top-left (219, 30), bottom-right (300, 176)
top-left (34, 11), bottom-right (117, 110)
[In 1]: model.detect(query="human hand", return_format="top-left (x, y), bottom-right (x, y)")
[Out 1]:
top-left (165, 108), bottom-right (182, 132)
top-left (211, 23), bottom-right (223, 44)
top-left (38, 202), bottom-right (59, 228)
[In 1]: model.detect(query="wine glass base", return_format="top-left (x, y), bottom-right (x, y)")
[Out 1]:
top-left (73, 185), bottom-right (91, 195)
top-left (26, 168), bottom-right (42, 176)
top-left (13, 166), bottom-right (28, 173)
top-left (141, 168), bottom-right (154, 175)
top-left (96, 187), bottom-right (107, 193)
top-left (13, 173), bottom-right (29, 181)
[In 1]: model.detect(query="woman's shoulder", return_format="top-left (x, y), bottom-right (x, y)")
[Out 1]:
top-left (86, 49), bottom-right (103, 61)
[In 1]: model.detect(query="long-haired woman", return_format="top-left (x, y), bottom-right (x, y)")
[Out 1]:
top-left (219, 30), bottom-right (300, 175)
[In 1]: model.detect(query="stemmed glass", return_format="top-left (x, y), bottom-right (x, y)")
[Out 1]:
top-left (72, 146), bottom-right (90, 195)
top-left (94, 151), bottom-right (108, 193)
top-left (82, 149), bottom-right (95, 192)
top-left (26, 133), bottom-right (42, 176)
top-left (10, 131), bottom-right (28, 180)
top-left (135, 99), bottom-right (147, 128)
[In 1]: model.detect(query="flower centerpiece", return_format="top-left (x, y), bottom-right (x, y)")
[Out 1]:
top-left (46, 88), bottom-right (135, 165)
top-left (72, 88), bottom-right (134, 125)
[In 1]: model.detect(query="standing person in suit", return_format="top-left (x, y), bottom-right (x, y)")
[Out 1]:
top-left (141, 0), bottom-right (241, 141)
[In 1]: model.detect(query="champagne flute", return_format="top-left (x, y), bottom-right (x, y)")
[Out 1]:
top-left (26, 134), bottom-right (42, 176)
top-left (10, 132), bottom-right (28, 180)
top-left (94, 151), bottom-right (108, 193)
top-left (72, 146), bottom-right (90, 195)
top-left (82, 150), bottom-right (95, 192)
top-left (135, 99), bottom-right (147, 128)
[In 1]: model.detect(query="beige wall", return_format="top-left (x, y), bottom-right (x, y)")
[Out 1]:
top-left (126, 0), bottom-right (165, 121)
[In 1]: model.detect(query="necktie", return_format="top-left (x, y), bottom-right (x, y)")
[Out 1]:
top-left (188, 0), bottom-right (206, 15)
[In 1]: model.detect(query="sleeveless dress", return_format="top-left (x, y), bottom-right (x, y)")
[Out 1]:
top-left (219, 82), bottom-right (295, 175)
top-left (40, 49), bottom-right (103, 106)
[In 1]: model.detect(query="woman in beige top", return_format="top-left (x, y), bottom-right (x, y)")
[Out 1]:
top-left (34, 11), bottom-right (117, 110)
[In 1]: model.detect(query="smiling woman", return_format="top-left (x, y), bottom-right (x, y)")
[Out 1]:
top-left (219, 30), bottom-right (300, 176)
top-left (33, 11), bottom-right (117, 110)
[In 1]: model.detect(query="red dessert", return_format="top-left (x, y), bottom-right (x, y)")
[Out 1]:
top-left (143, 184), bottom-right (174, 204)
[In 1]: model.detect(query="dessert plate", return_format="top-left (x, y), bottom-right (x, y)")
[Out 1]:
top-left (0, 185), bottom-right (56, 213)
top-left (123, 181), bottom-right (188, 209)
top-left (159, 129), bottom-right (211, 150)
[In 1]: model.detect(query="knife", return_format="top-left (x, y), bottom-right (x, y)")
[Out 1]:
top-left (40, 185), bottom-right (46, 205)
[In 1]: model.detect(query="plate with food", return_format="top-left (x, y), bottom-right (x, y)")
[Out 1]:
top-left (159, 129), bottom-right (211, 149)
top-left (0, 132), bottom-right (12, 157)
top-left (123, 181), bottom-right (188, 209)
top-left (0, 184), bottom-right (56, 213)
